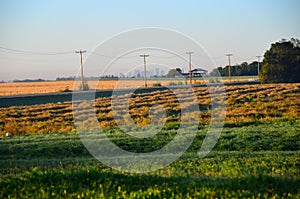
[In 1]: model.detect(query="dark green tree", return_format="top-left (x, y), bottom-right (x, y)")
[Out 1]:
top-left (209, 67), bottom-right (223, 76)
top-left (259, 38), bottom-right (300, 83)
top-left (167, 68), bottom-right (182, 78)
top-left (210, 62), bottom-right (259, 77)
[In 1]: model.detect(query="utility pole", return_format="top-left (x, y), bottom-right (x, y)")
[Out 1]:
top-left (186, 51), bottom-right (194, 85)
top-left (140, 54), bottom-right (149, 87)
top-left (75, 50), bottom-right (86, 90)
top-left (226, 54), bottom-right (233, 82)
top-left (256, 56), bottom-right (262, 75)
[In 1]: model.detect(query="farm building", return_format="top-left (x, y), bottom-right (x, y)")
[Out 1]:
top-left (179, 68), bottom-right (208, 77)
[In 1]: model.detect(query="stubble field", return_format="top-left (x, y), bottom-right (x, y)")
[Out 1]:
top-left (0, 76), bottom-right (256, 96)
top-left (0, 80), bottom-right (181, 96)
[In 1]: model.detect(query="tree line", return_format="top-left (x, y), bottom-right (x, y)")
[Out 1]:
top-left (209, 61), bottom-right (260, 77)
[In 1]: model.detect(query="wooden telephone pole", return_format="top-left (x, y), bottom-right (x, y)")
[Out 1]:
top-left (75, 50), bottom-right (86, 90)
top-left (140, 54), bottom-right (149, 87)
top-left (186, 51), bottom-right (194, 84)
top-left (226, 54), bottom-right (233, 82)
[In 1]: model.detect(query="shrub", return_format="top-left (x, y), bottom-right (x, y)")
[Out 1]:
top-left (152, 82), bottom-right (162, 87)
top-left (59, 86), bottom-right (72, 92)
top-left (4, 120), bottom-right (22, 135)
top-left (79, 82), bottom-right (89, 91)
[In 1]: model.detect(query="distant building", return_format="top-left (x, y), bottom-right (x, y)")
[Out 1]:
top-left (155, 68), bottom-right (160, 76)
top-left (181, 68), bottom-right (208, 77)
top-left (119, 73), bottom-right (125, 78)
top-left (190, 68), bottom-right (208, 77)
top-left (128, 72), bottom-right (132, 78)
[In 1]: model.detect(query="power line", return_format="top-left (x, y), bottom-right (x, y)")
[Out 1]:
top-left (88, 51), bottom-right (147, 59)
top-left (75, 50), bottom-right (86, 90)
top-left (140, 54), bottom-right (149, 87)
top-left (186, 52), bottom-right (194, 85)
top-left (86, 51), bottom-right (114, 58)
top-left (226, 54), bottom-right (233, 82)
top-left (0, 46), bottom-right (74, 55)
top-left (150, 52), bottom-right (186, 59)
top-left (233, 54), bottom-right (254, 61)
top-left (211, 55), bottom-right (225, 60)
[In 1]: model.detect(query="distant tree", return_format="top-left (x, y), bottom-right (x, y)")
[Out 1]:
top-left (13, 78), bottom-right (45, 82)
top-left (248, 62), bottom-right (258, 75)
top-left (209, 67), bottom-right (223, 76)
top-left (56, 76), bottom-right (75, 81)
top-left (259, 38), bottom-right (300, 83)
top-left (167, 68), bottom-right (182, 78)
top-left (210, 62), bottom-right (259, 77)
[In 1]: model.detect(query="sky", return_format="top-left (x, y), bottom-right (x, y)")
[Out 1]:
top-left (0, 0), bottom-right (299, 81)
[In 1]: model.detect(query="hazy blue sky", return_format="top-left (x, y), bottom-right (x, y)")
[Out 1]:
top-left (0, 0), bottom-right (299, 81)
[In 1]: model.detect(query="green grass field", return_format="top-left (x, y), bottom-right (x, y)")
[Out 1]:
top-left (1, 118), bottom-right (299, 198)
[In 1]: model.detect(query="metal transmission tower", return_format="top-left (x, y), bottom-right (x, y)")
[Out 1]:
top-left (256, 56), bottom-right (262, 75)
top-left (75, 50), bottom-right (86, 90)
top-left (226, 54), bottom-right (233, 82)
top-left (140, 54), bottom-right (149, 87)
top-left (186, 51), bottom-right (194, 84)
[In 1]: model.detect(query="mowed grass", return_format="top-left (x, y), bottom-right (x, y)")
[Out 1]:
top-left (0, 120), bottom-right (299, 198)
top-left (0, 83), bottom-right (299, 198)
